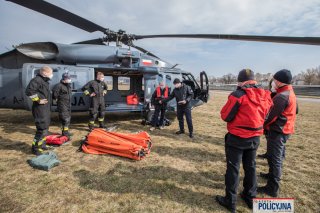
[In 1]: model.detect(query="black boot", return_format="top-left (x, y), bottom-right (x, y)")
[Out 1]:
top-left (215, 195), bottom-right (235, 213)
top-left (31, 140), bottom-right (44, 156)
top-left (189, 133), bottom-right (194, 138)
top-left (175, 130), bottom-right (185, 134)
top-left (260, 172), bottom-right (270, 179)
top-left (240, 192), bottom-right (253, 209)
top-left (39, 138), bottom-right (53, 151)
top-left (257, 186), bottom-right (278, 197)
top-left (62, 130), bottom-right (71, 141)
top-left (88, 122), bottom-right (95, 131)
top-left (99, 122), bottom-right (106, 129)
top-left (257, 152), bottom-right (268, 159)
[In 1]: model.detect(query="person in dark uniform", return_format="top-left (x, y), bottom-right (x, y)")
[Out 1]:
top-left (25, 66), bottom-right (53, 155)
top-left (162, 78), bottom-right (194, 138)
top-left (216, 69), bottom-right (272, 212)
top-left (52, 72), bottom-right (72, 139)
top-left (258, 69), bottom-right (298, 197)
top-left (150, 81), bottom-right (170, 131)
top-left (82, 72), bottom-right (108, 130)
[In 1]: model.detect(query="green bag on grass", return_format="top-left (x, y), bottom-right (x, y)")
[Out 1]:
top-left (27, 151), bottom-right (60, 171)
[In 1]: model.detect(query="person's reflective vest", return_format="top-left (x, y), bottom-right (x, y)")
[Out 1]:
top-left (156, 86), bottom-right (169, 98)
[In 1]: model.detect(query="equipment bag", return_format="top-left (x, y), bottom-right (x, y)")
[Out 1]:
top-left (46, 134), bottom-right (69, 145)
top-left (80, 129), bottom-right (152, 160)
top-left (127, 93), bottom-right (139, 105)
top-left (27, 151), bottom-right (60, 171)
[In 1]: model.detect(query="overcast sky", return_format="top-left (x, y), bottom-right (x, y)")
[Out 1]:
top-left (1, 0), bottom-right (320, 77)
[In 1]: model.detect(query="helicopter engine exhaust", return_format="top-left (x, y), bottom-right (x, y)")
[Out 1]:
top-left (16, 42), bottom-right (58, 60)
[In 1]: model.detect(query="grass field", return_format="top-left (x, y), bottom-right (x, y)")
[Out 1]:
top-left (0, 91), bottom-right (319, 213)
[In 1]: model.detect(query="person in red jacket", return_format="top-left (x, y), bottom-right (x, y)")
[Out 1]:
top-left (216, 69), bottom-right (272, 212)
top-left (258, 69), bottom-right (297, 197)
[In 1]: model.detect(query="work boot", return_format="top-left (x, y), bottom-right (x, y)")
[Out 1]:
top-left (215, 195), bottom-right (235, 213)
top-left (257, 186), bottom-right (278, 197)
top-left (99, 122), bottom-right (106, 129)
top-left (31, 140), bottom-right (44, 156)
top-left (88, 122), bottom-right (95, 131)
top-left (62, 130), bottom-right (71, 141)
top-left (240, 192), bottom-right (253, 209)
top-left (189, 133), bottom-right (194, 138)
top-left (258, 152), bottom-right (268, 159)
top-left (260, 172), bottom-right (270, 179)
top-left (175, 130), bottom-right (185, 134)
top-left (98, 118), bottom-right (105, 128)
top-left (39, 138), bottom-right (53, 151)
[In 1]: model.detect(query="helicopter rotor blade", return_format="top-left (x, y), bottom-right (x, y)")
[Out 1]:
top-left (73, 38), bottom-right (105, 45)
top-left (134, 34), bottom-right (320, 46)
top-left (7, 0), bottom-right (108, 33)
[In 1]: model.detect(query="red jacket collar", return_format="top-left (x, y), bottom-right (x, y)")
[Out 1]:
top-left (276, 85), bottom-right (293, 93)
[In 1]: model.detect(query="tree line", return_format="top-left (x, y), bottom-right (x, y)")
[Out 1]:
top-left (204, 66), bottom-right (320, 85)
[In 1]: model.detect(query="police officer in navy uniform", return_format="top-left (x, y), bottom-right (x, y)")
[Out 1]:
top-left (52, 72), bottom-right (72, 139)
top-left (82, 72), bottom-right (108, 130)
top-left (258, 69), bottom-right (298, 197)
top-left (216, 69), bottom-right (272, 212)
top-left (150, 81), bottom-right (170, 131)
top-left (25, 66), bottom-right (53, 155)
top-left (162, 78), bottom-right (194, 138)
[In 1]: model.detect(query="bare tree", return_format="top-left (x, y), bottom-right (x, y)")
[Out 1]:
top-left (221, 73), bottom-right (237, 84)
top-left (303, 69), bottom-right (317, 85)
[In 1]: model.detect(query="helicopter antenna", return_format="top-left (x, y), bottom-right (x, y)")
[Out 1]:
top-left (171, 64), bottom-right (179, 68)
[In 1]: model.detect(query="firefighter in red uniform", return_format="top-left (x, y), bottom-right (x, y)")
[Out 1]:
top-left (150, 81), bottom-right (169, 131)
top-left (258, 69), bottom-right (298, 197)
top-left (216, 69), bottom-right (272, 212)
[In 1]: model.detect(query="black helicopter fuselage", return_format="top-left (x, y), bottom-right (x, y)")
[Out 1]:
top-left (0, 42), bottom-right (209, 118)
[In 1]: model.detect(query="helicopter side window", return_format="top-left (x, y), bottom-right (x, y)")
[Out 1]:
top-left (105, 76), bottom-right (113, 90)
top-left (165, 75), bottom-right (172, 88)
top-left (118, 76), bottom-right (130, 91)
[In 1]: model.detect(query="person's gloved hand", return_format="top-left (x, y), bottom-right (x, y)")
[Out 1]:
top-left (38, 99), bottom-right (48, 105)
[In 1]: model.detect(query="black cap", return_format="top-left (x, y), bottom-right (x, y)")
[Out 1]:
top-left (273, 69), bottom-right (292, 84)
top-left (62, 72), bottom-right (70, 80)
top-left (237, 69), bottom-right (254, 82)
top-left (173, 78), bottom-right (181, 84)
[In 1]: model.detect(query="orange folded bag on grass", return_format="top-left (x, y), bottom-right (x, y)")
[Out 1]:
top-left (80, 128), bottom-right (152, 160)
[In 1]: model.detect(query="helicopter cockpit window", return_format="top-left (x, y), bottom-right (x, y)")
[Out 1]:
top-left (104, 76), bottom-right (113, 90)
top-left (118, 76), bottom-right (130, 91)
top-left (165, 75), bottom-right (172, 88)
top-left (157, 74), bottom-right (164, 85)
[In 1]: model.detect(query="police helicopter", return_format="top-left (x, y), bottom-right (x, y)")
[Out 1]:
top-left (1, 0), bottom-right (320, 122)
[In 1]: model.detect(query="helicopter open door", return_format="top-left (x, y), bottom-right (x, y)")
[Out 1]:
top-left (199, 71), bottom-right (209, 103)
top-left (181, 71), bottom-right (209, 109)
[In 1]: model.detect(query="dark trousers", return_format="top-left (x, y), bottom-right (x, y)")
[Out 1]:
top-left (32, 103), bottom-right (51, 141)
top-left (89, 97), bottom-right (105, 122)
top-left (266, 131), bottom-right (289, 194)
top-left (224, 133), bottom-right (260, 207)
top-left (152, 105), bottom-right (166, 127)
top-left (57, 101), bottom-right (71, 128)
top-left (177, 105), bottom-right (193, 133)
